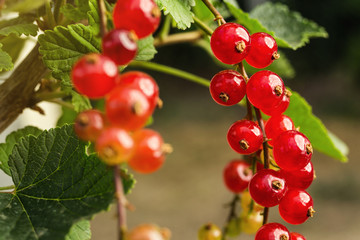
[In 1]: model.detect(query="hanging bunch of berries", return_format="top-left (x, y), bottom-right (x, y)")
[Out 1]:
top-left (70, 1), bottom-right (171, 238)
top-left (72, 0), bottom-right (170, 174)
top-left (207, 21), bottom-right (315, 240)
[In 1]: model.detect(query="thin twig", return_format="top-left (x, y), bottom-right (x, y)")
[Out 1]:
top-left (245, 97), bottom-right (253, 120)
top-left (237, 62), bottom-right (249, 81)
top-left (97, 0), bottom-right (107, 37)
top-left (128, 61), bottom-right (210, 87)
top-left (154, 31), bottom-right (203, 47)
top-left (222, 194), bottom-right (240, 240)
top-left (254, 108), bottom-right (269, 169)
top-left (193, 16), bottom-right (214, 35)
top-left (201, 0), bottom-right (226, 25)
top-left (202, 0), bottom-right (226, 24)
top-left (114, 165), bottom-right (127, 240)
top-left (237, 57), bottom-right (271, 226)
top-left (158, 14), bottom-right (172, 41)
top-left (46, 99), bottom-right (75, 110)
top-left (262, 207), bottom-right (269, 225)
top-left (254, 107), bottom-right (270, 225)
top-left (35, 91), bottom-right (69, 101)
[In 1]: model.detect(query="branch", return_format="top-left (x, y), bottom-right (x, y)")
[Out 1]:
top-left (114, 165), bottom-right (127, 240)
top-left (238, 62), bottom-right (270, 225)
top-left (97, 0), bottom-right (107, 37)
top-left (254, 107), bottom-right (270, 225)
top-left (154, 31), bottom-right (203, 47)
top-left (201, 0), bottom-right (226, 25)
top-left (222, 194), bottom-right (240, 240)
top-left (0, 44), bottom-right (48, 134)
top-left (193, 16), bottom-right (214, 35)
top-left (128, 61), bottom-right (210, 87)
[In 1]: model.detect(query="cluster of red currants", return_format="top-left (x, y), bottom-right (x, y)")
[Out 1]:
top-left (209, 22), bottom-right (315, 239)
top-left (71, 0), bottom-right (169, 174)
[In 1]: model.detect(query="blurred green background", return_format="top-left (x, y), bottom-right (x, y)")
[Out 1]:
top-left (91, 0), bottom-right (360, 239)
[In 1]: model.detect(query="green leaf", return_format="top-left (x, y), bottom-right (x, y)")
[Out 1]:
top-left (87, 0), bottom-right (100, 35)
top-left (4, 0), bottom-right (47, 13)
top-left (0, 126), bottom-right (42, 176)
top-left (285, 91), bottom-right (348, 162)
top-left (225, 1), bottom-right (276, 34)
top-left (61, 0), bottom-right (91, 22)
top-left (155, 0), bottom-right (194, 30)
top-left (57, 107), bottom-right (78, 127)
top-left (0, 44), bottom-right (13, 72)
top-left (65, 220), bottom-right (91, 240)
top-left (136, 36), bottom-right (157, 61)
top-left (193, 0), bottom-right (213, 22)
top-left (87, 0), bottom-right (113, 35)
top-left (38, 24), bottom-right (101, 87)
top-left (250, 2), bottom-right (328, 49)
top-left (71, 90), bottom-right (92, 112)
top-left (225, 1), bottom-right (328, 50)
top-left (0, 125), bottom-right (134, 239)
top-left (0, 34), bottom-right (26, 66)
top-left (0, 17), bottom-right (38, 37)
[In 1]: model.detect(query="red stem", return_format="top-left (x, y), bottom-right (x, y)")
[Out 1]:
top-left (114, 165), bottom-right (127, 240)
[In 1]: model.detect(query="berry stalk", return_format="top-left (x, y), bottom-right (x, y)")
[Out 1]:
top-left (114, 165), bottom-right (127, 240)
top-left (96, 1), bottom-right (127, 239)
top-left (222, 194), bottom-right (240, 240)
top-left (129, 60), bottom-right (210, 87)
top-left (238, 62), bottom-right (271, 225)
top-left (193, 15), bottom-right (214, 35)
top-left (97, 0), bottom-right (108, 37)
top-left (201, 0), bottom-right (226, 25)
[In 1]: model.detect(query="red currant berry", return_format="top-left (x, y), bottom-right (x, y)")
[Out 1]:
top-left (210, 23), bottom-right (250, 64)
top-left (273, 130), bottom-right (313, 171)
top-left (116, 71), bottom-right (159, 111)
top-left (245, 32), bottom-right (279, 68)
top-left (227, 120), bottom-right (263, 155)
top-left (106, 86), bottom-right (152, 131)
top-left (71, 53), bottom-right (118, 99)
top-left (95, 127), bottom-right (134, 165)
top-left (265, 114), bottom-right (295, 146)
top-left (223, 160), bottom-right (253, 193)
top-left (102, 29), bottom-right (137, 66)
top-left (290, 232), bottom-right (306, 240)
top-left (248, 169), bottom-right (287, 207)
top-left (113, 0), bottom-right (161, 39)
top-left (209, 70), bottom-right (246, 106)
top-left (74, 109), bottom-right (106, 142)
top-left (255, 223), bottom-right (290, 240)
top-left (262, 89), bottom-right (291, 116)
top-left (246, 70), bottom-right (285, 110)
top-left (126, 224), bottom-right (170, 240)
top-left (279, 188), bottom-right (315, 224)
top-left (279, 162), bottom-right (314, 190)
top-left (129, 129), bottom-right (168, 174)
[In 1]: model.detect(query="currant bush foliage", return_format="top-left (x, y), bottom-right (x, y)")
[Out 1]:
top-left (0, 126), bottom-right (42, 176)
top-left (285, 91), bottom-right (348, 162)
top-left (0, 125), bottom-right (134, 240)
top-left (0, 0), bottom-right (348, 239)
top-left (155, 0), bottom-right (195, 29)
